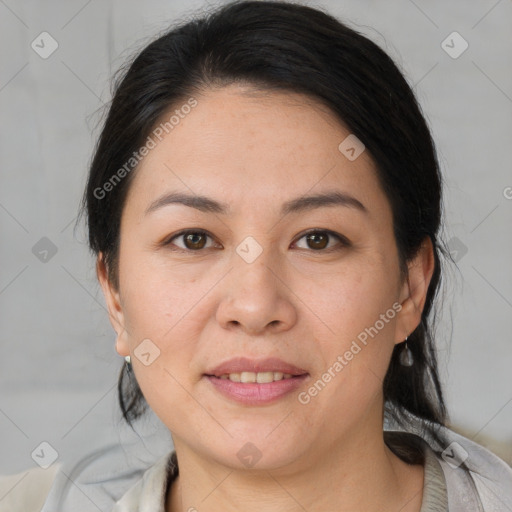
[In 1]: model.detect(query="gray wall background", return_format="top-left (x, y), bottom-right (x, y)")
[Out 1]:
top-left (1, 0), bottom-right (511, 474)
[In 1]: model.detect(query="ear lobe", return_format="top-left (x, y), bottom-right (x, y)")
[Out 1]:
top-left (394, 236), bottom-right (435, 344)
top-left (96, 253), bottom-right (130, 357)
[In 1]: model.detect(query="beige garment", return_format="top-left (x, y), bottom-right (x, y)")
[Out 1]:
top-left (0, 464), bottom-right (60, 512)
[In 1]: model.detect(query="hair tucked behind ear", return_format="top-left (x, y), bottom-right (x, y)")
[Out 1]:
top-left (82, 0), bottom-right (457, 453)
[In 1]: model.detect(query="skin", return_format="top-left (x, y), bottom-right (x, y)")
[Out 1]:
top-left (98, 84), bottom-right (435, 512)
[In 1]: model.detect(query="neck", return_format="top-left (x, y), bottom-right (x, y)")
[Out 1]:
top-left (166, 419), bottom-right (424, 512)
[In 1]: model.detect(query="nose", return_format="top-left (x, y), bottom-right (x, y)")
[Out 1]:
top-left (215, 247), bottom-right (298, 336)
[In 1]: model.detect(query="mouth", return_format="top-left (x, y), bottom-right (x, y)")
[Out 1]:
top-left (210, 371), bottom-right (300, 383)
top-left (203, 357), bottom-right (309, 405)
top-left (203, 374), bottom-right (309, 405)
top-left (205, 356), bottom-right (308, 377)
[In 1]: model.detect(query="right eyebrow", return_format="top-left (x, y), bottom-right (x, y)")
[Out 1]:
top-left (145, 192), bottom-right (230, 216)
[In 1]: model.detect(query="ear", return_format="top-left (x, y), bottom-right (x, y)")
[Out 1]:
top-left (394, 236), bottom-right (435, 345)
top-left (96, 253), bottom-right (130, 357)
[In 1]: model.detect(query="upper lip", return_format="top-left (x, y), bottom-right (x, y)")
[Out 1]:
top-left (205, 357), bottom-right (308, 377)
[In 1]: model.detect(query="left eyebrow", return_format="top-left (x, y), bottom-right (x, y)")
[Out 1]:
top-left (281, 191), bottom-right (368, 216)
top-left (144, 190), bottom-right (368, 216)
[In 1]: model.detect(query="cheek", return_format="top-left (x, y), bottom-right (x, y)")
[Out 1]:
top-left (308, 263), bottom-right (399, 392)
top-left (118, 255), bottom-right (215, 392)
top-left (118, 247), bottom-right (202, 336)
top-left (310, 260), bottom-right (397, 335)
top-left (302, 280), bottom-right (397, 434)
top-left (121, 270), bottom-right (202, 424)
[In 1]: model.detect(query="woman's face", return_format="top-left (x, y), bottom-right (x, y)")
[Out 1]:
top-left (100, 84), bottom-right (432, 471)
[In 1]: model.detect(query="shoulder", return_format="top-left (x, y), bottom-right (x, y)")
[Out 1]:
top-left (37, 442), bottom-right (164, 512)
top-left (0, 441), bottom-right (175, 512)
top-left (0, 464), bottom-right (60, 512)
top-left (112, 451), bottom-right (176, 511)
top-left (435, 426), bottom-right (512, 509)
top-left (386, 422), bottom-right (512, 510)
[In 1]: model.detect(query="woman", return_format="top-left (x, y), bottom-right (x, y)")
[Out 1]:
top-left (35, 0), bottom-right (512, 510)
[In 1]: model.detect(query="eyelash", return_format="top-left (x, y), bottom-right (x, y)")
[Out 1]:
top-left (162, 229), bottom-right (350, 253)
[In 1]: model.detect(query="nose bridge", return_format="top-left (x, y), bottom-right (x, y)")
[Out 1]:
top-left (216, 234), bottom-right (296, 334)
top-left (237, 241), bottom-right (277, 291)
top-left (232, 233), bottom-right (280, 299)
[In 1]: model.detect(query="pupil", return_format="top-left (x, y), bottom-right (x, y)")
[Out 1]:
top-left (186, 233), bottom-right (205, 249)
top-left (308, 233), bottom-right (327, 250)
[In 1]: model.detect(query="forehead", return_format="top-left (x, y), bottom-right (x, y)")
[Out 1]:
top-left (124, 85), bottom-right (390, 221)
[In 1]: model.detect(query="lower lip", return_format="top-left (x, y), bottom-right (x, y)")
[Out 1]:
top-left (204, 375), bottom-right (309, 405)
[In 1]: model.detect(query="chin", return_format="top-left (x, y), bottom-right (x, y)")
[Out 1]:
top-left (212, 434), bottom-right (309, 473)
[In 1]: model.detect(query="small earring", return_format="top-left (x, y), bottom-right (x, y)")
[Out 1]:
top-left (125, 355), bottom-right (131, 365)
top-left (399, 336), bottom-right (414, 367)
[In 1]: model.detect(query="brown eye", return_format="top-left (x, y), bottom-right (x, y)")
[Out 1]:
top-left (294, 230), bottom-right (348, 251)
top-left (183, 232), bottom-right (207, 250)
top-left (166, 230), bottom-right (216, 251)
top-left (306, 232), bottom-right (329, 250)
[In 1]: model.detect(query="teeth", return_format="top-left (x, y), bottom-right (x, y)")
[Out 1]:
top-left (256, 372), bottom-right (274, 383)
top-left (218, 371), bottom-right (296, 383)
top-left (241, 372), bottom-right (256, 383)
